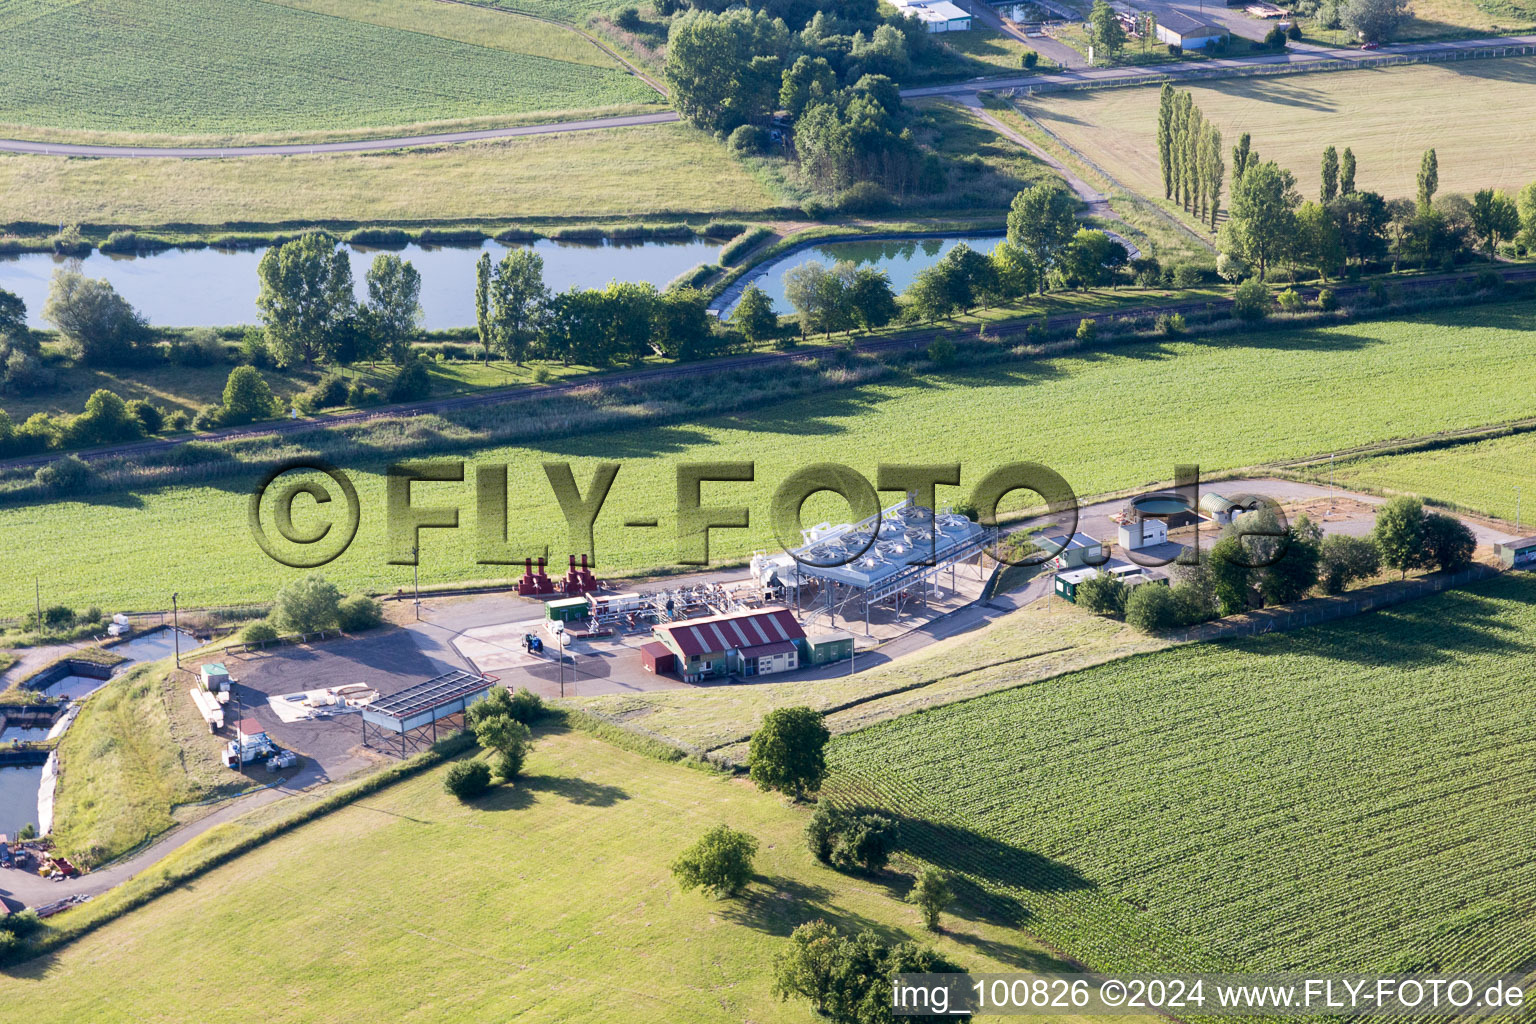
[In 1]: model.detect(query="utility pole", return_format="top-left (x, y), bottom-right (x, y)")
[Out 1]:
top-left (34, 577), bottom-right (40, 626)
top-left (555, 624), bottom-right (566, 699)
top-left (1517, 487), bottom-right (1523, 533)
top-left (412, 544), bottom-right (421, 620)
top-left (172, 593), bottom-right (180, 668)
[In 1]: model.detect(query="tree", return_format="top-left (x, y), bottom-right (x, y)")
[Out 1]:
top-left (1007, 183), bottom-right (1079, 292)
top-left (989, 241), bottom-right (1039, 300)
top-left (363, 254), bottom-right (422, 365)
top-left (475, 713), bottom-right (532, 780)
top-left (0, 287), bottom-right (25, 337)
top-left (273, 573), bottom-right (342, 633)
top-left (1319, 534), bottom-right (1381, 593)
top-left (1340, 146), bottom-right (1357, 195)
top-left (749, 706), bottom-right (829, 798)
top-left (774, 920), bottom-right (969, 1024)
top-left (904, 265), bottom-right (957, 322)
top-left (1231, 132), bottom-right (1252, 186)
top-left (1518, 181), bottom-right (1536, 249)
top-left (1321, 145), bottom-right (1339, 202)
top-left (654, 286), bottom-right (717, 360)
top-left (908, 867), bottom-right (953, 931)
top-left (731, 283), bottom-right (779, 345)
top-left (1201, 123), bottom-right (1225, 231)
top-left (1061, 229), bottom-right (1116, 288)
top-left (807, 803), bottom-right (897, 873)
top-left (1470, 188), bottom-right (1521, 253)
top-left (69, 389), bottom-right (143, 447)
top-left (846, 267), bottom-right (898, 330)
top-left (665, 9), bottom-right (788, 133)
top-left (672, 824), bottom-right (758, 898)
top-left (1257, 514), bottom-right (1322, 605)
top-left (783, 260), bottom-right (831, 337)
top-left (1157, 83), bottom-right (1175, 200)
top-left (1343, 0), bottom-right (1409, 43)
top-left (445, 760), bottom-right (492, 800)
top-left (779, 54), bottom-right (835, 119)
top-left (934, 243), bottom-right (995, 311)
top-left (1232, 278), bottom-right (1271, 321)
top-left (1372, 495), bottom-right (1428, 578)
top-left (1329, 190), bottom-right (1390, 267)
top-left (1087, 0), bottom-right (1126, 61)
top-left (1206, 536), bottom-right (1253, 615)
top-left (491, 249), bottom-right (548, 364)
top-left (1417, 148), bottom-right (1439, 209)
top-left (1294, 201), bottom-right (1344, 281)
top-left (1125, 582), bottom-right (1178, 632)
top-left (474, 251), bottom-right (492, 362)
top-left (255, 233), bottom-right (355, 366)
top-left (220, 365), bottom-right (279, 425)
top-left (43, 269), bottom-right (152, 366)
top-left (1423, 511), bottom-right (1476, 572)
top-left (1221, 160), bottom-right (1300, 280)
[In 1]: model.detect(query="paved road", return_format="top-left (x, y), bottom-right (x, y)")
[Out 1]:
top-left (3, 35), bottom-right (1531, 158)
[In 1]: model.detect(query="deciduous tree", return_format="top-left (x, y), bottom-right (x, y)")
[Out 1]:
top-left (363, 254), bottom-right (422, 365)
top-left (255, 233), bottom-right (355, 366)
top-left (491, 249), bottom-right (548, 364)
top-left (749, 705), bottom-right (829, 798)
top-left (1007, 183), bottom-right (1079, 292)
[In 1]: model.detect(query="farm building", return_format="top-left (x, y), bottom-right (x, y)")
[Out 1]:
top-left (1154, 10), bottom-right (1228, 48)
top-left (801, 629), bottom-right (855, 666)
top-left (651, 608), bottom-right (806, 682)
top-left (1494, 536), bottom-right (1536, 569)
top-left (1047, 533), bottom-right (1106, 569)
top-left (890, 0), bottom-right (972, 32)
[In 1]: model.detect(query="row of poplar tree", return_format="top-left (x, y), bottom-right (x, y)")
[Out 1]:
top-left (1156, 83), bottom-right (1226, 231)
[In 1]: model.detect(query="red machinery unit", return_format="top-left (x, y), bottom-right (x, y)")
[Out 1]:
top-left (562, 554), bottom-right (598, 595)
top-left (516, 557), bottom-right (556, 596)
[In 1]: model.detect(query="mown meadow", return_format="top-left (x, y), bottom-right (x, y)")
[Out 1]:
top-left (0, 0), bottom-right (658, 139)
top-left (1319, 429), bottom-right (1536, 524)
top-left (4, 302), bottom-right (1536, 615)
top-left (0, 729), bottom-right (1091, 1022)
top-left (826, 572), bottom-right (1536, 975)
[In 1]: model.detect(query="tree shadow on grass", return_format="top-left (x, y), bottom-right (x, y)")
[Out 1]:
top-left (473, 773), bottom-right (629, 812)
top-left (716, 873), bottom-right (902, 940)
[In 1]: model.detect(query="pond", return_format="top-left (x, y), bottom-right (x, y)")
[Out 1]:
top-left (724, 233), bottom-right (1006, 316)
top-left (0, 765), bottom-right (44, 838)
top-left (0, 725), bottom-right (51, 743)
top-left (0, 237), bottom-right (724, 331)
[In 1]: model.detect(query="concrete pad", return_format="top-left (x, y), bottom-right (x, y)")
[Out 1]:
top-left (451, 619), bottom-right (552, 674)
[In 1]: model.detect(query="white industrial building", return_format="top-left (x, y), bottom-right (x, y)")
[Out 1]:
top-left (1154, 9), bottom-right (1229, 48)
top-left (890, 0), bottom-right (973, 32)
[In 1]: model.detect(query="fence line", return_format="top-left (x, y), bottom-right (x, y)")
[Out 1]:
top-left (1173, 565), bottom-right (1498, 644)
top-left (1009, 44), bottom-right (1536, 98)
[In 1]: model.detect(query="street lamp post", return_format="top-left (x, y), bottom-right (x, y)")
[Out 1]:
top-left (412, 544), bottom-right (421, 620)
top-left (554, 624), bottom-right (566, 699)
top-left (172, 592), bottom-right (180, 668)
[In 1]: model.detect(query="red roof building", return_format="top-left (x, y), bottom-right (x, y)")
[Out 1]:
top-left (652, 608), bottom-right (805, 681)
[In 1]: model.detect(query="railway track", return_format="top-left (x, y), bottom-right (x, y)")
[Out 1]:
top-left (3, 264), bottom-right (1532, 475)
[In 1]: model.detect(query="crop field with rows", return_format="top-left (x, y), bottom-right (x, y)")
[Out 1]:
top-left (0, 0), bottom-right (658, 138)
top-left (825, 573), bottom-right (1536, 975)
top-left (3, 302), bottom-right (1536, 615)
top-left (1318, 430), bottom-right (1536, 524)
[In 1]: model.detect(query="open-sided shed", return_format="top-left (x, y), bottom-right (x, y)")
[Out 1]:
top-left (360, 670), bottom-right (495, 757)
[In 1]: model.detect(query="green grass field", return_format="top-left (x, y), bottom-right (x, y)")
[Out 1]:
top-left (1317, 429), bottom-right (1536, 523)
top-left (1021, 59), bottom-right (1536, 203)
top-left (0, 124), bottom-right (780, 228)
top-left (4, 301), bottom-right (1536, 614)
top-left (0, 728), bottom-right (1089, 1022)
top-left (826, 572), bottom-right (1536, 975)
top-left (0, 0), bottom-right (658, 140)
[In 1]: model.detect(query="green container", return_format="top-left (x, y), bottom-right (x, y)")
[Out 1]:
top-left (545, 597), bottom-right (588, 622)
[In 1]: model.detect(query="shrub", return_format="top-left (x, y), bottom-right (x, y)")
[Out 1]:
top-left (1076, 572), bottom-right (1128, 617)
top-left (719, 226), bottom-right (772, 265)
top-left (1075, 318), bottom-right (1097, 343)
top-left (613, 5), bottom-right (643, 30)
top-left (69, 389), bottom-right (144, 446)
top-left (530, 367), bottom-right (550, 385)
top-left (926, 337), bottom-right (955, 366)
top-left (1423, 511), bottom-right (1476, 572)
top-left (1022, 50), bottom-right (1039, 68)
top-left (1319, 534), bottom-right (1381, 594)
top-left (835, 181), bottom-right (894, 214)
top-left (1131, 256), bottom-right (1162, 286)
top-left (1216, 252), bottom-right (1248, 282)
top-left (164, 409), bottom-right (191, 431)
top-left (1316, 287), bottom-right (1338, 311)
top-left (173, 327), bottom-right (227, 367)
top-left (34, 454), bottom-right (95, 495)
top-left (274, 573), bottom-right (342, 633)
top-left (701, 220), bottom-right (746, 239)
top-left (345, 226), bottom-right (411, 247)
top-left (1265, 24), bottom-right (1287, 48)
top-left (801, 198), bottom-right (829, 220)
top-left (1168, 43), bottom-right (1183, 56)
top-left (1475, 269), bottom-right (1502, 292)
top-left (298, 373), bottom-right (349, 412)
top-left (192, 406), bottom-right (223, 430)
top-left (387, 358), bottom-right (432, 402)
top-left (1156, 311), bottom-right (1186, 336)
top-left (126, 398), bottom-right (163, 434)
top-left (1125, 582), bottom-right (1178, 632)
top-left (241, 621), bottom-right (280, 644)
top-left (1170, 263), bottom-right (1205, 288)
top-left (494, 744), bottom-right (527, 782)
top-left (1277, 287), bottom-right (1304, 312)
top-left (337, 593), bottom-right (384, 632)
top-left (726, 123), bottom-right (769, 156)
top-left (1232, 278), bottom-right (1271, 321)
top-left (1286, 20), bottom-right (1303, 38)
top-left (748, 706), bottom-right (829, 798)
top-left (508, 687), bottom-right (545, 724)
top-left (671, 824), bottom-right (758, 898)
top-left (239, 327), bottom-right (273, 368)
top-left (444, 759), bottom-right (492, 800)
top-left (220, 365), bottom-right (279, 425)
top-left (346, 381), bottom-right (381, 405)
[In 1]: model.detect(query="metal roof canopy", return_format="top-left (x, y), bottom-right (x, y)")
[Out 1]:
top-left (363, 670), bottom-right (494, 733)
